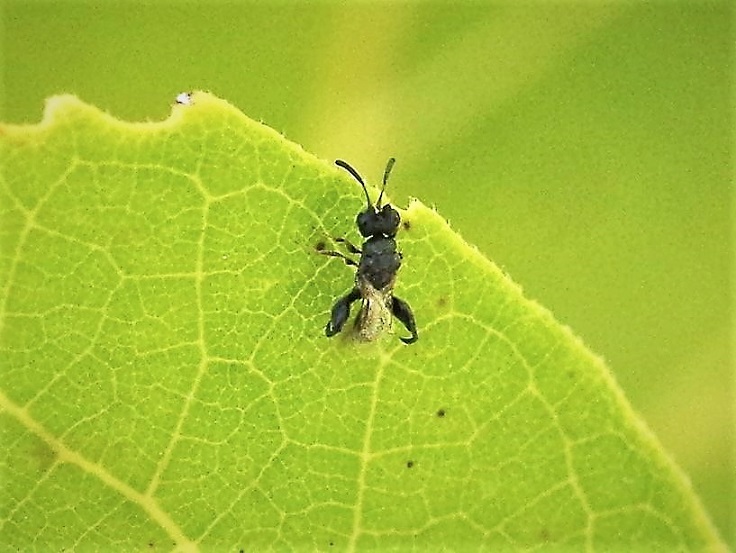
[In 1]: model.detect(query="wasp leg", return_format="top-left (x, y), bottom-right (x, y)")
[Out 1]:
top-left (334, 237), bottom-right (362, 255)
top-left (392, 296), bottom-right (418, 344)
top-left (319, 249), bottom-right (358, 267)
top-left (326, 287), bottom-right (362, 337)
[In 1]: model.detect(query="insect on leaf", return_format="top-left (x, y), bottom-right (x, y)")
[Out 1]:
top-left (0, 93), bottom-right (726, 551)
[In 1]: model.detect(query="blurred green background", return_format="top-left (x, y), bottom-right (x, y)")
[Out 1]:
top-left (2, 0), bottom-right (733, 546)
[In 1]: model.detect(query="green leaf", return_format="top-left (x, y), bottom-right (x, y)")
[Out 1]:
top-left (0, 93), bottom-right (726, 551)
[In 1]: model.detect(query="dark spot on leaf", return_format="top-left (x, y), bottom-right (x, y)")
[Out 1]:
top-left (437, 408), bottom-right (446, 418)
top-left (402, 220), bottom-right (411, 230)
top-left (329, 541), bottom-right (334, 547)
top-left (315, 241), bottom-right (326, 252)
top-left (437, 296), bottom-right (448, 308)
top-left (539, 528), bottom-right (551, 542)
top-left (406, 460), bottom-right (414, 468)
top-left (148, 542), bottom-right (154, 548)
top-left (31, 442), bottom-right (58, 473)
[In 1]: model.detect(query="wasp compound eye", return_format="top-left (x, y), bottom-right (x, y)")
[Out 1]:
top-left (376, 205), bottom-right (400, 237)
top-left (356, 209), bottom-right (379, 238)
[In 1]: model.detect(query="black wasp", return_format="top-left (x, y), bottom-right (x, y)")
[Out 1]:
top-left (322, 158), bottom-right (418, 344)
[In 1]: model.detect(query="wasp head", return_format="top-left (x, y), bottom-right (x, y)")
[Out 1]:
top-left (356, 204), bottom-right (400, 237)
top-left (335, 157), bottom-right (400, 238)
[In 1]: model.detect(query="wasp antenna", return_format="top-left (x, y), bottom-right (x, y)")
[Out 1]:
top-left (336, 159), bottom-right (372, 209)
top-left (377, 157), bottom-right (396, 208)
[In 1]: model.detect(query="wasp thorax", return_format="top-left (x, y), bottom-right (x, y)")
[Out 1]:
top-left (357, 204), bottom-right (400, 238)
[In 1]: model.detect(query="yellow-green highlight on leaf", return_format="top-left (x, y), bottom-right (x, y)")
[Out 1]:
top-left (0, 93), bottom-right (727, 551)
